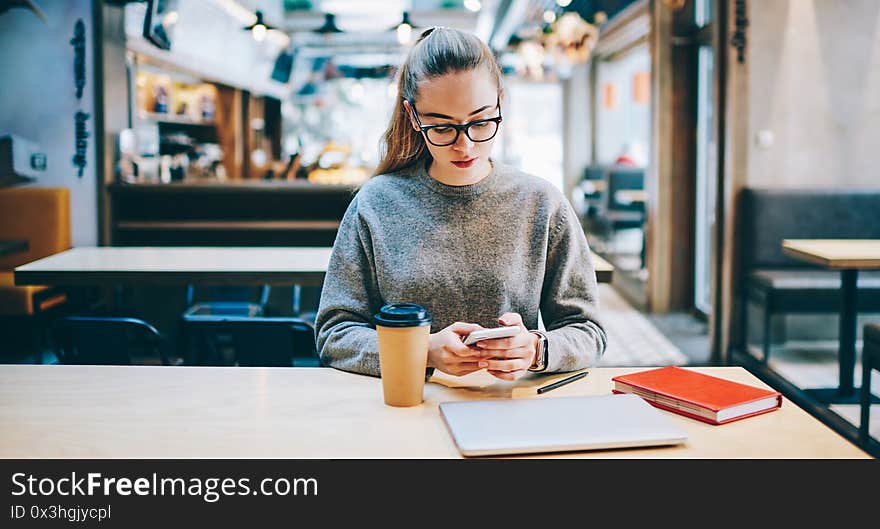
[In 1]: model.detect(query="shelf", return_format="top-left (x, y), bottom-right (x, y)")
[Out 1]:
top-left (137, 112), bottom-right (215, 127)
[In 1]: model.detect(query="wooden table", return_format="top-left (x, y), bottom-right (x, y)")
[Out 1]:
top-left (581, 180), bottom-right (607, 195)
top-left (13, 246), bottom-right (613, 285)
top-left (0, 365), bottom-right (867, 458)
top-left (14, 246), bottom-right (333, 287)
top-left (591, 252), bottom-right (613, 283)
top-left (0, 239), bottom-right (27, 258)
top-left (782, 239), bottom-right (880, 404)
top-left (614, 190), bottom-right (648, 205)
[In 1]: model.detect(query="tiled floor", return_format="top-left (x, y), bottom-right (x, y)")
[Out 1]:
top-left (596, 284), bottom-right (688, 367)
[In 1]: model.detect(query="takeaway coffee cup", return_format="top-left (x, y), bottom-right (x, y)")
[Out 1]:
top-left (374, 303), bottom-right (433, 407)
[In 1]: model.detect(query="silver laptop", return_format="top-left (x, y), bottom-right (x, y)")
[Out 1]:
top-left (439, 393), bottom-right (688, 457)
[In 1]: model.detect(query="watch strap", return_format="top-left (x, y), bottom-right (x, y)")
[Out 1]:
top-left (528, 330), bottom-right (549, 372)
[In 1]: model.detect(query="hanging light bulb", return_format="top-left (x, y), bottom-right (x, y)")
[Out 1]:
top-left (464, 0), bottom-right (482, 12)
top-left (252, 23), bottom-right (267, 41)
top-left (243, 10), bottom-right (276, 42)
top-left (396, 22), bottom-right (412, 45)
top-left (392, 11), bottom-right (416, 45)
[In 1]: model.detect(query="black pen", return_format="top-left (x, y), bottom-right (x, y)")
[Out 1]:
top-left (536, 371), bottom-right (588, 394)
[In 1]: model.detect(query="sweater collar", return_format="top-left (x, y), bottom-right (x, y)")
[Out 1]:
top-left (416, 158), bottom-right (499, 197)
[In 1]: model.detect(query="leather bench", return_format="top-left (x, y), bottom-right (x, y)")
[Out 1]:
top-left (739, 188), bottom-right (880, 362)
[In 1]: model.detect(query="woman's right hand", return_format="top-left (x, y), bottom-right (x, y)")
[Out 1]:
top-left (428, 322), bottom-right (486, 377)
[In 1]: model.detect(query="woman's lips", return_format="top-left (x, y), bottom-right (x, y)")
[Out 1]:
top-left (451, 157), bottom-right (477, 169)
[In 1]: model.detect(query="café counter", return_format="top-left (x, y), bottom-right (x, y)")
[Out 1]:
top-left (108, 181), bottom-right (359, 247)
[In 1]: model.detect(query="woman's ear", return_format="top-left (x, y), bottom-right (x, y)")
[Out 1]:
top-left (498, 89), bottom-right (505, 107)
top-left (402, 100), bottom-right (420, 131)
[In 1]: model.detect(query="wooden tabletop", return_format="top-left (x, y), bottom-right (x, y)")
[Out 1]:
top-left (782, 239), bottom-right (880, 269)
top-left (14, 246), bottom-right (614, 285)
top-left (614, 190), bottom-right (648, 205)
top-left (0, 365), bottom-right (866, 458)
top-left (591, 252), bottom-right (613, 283)
top-left (14, 246), bottom-right (333, 286)
top-left (581, 180), bottom-right (607, 194)
top-left (0, 239), bottom-right (28, 258)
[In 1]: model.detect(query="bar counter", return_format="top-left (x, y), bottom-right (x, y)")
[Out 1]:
top-left (108, 181), bottom-right (359, 247)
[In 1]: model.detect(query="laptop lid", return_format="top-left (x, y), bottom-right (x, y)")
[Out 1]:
top-left (439, 393), bottom-right (688, 457)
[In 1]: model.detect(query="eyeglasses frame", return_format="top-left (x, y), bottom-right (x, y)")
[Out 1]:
top-left (407, 96), bottom-right (503, 147)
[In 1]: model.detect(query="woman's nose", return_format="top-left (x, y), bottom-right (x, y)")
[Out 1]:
top-left (452, 130), bottom-right (473, 151)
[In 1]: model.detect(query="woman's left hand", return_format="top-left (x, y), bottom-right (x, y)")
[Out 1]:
top-left (474, 312), bottom-right (539, 381)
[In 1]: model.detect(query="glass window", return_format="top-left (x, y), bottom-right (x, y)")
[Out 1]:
top-left (694, 46), bottom-right (717, 314)
top-left (495, 78), bottom-right (564, 191)
top-left (695, 0), bottom-right (715, 27)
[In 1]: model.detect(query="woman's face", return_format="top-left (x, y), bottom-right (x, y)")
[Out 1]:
top-left (406, 68), bottom-right (501, 183)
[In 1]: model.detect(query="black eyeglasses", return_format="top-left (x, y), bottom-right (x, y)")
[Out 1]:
top-left (408, 97), bottom-right (503, 147)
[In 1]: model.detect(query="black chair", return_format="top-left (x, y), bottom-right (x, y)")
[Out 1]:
top-left (179, 316), bottom-right (320, 367)
top-left (592, 167), bottom-right (646, 267)
top-left (183, 284), bottom-right (271, 318)
top-left (860, 323), bottom-right (880, 443)
top-left (292, 285), bottom-right (322, 325)
top-left (601, 167), bottom-right (645, 228)
top-left (581, 164), bottom-right (609, 218)
top-left (51, 316), bottom-right (168, 365)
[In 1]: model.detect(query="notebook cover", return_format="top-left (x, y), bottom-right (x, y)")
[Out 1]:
top-left (611, 366), bottom-right (782, 415)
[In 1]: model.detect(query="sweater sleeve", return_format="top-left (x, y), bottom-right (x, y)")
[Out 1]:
top-left (315, 196), bottom-right (383, 376)
top-left (539, 200), bottom-right (608, 372)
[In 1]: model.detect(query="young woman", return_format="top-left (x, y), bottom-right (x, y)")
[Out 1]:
top-left (315, 27), bottom-right (606, 380)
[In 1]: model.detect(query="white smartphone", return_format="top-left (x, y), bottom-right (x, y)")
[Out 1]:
top-left (462, 325), bottom-right (520, 346)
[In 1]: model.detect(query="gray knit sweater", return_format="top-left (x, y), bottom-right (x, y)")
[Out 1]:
top-left (315, 159), bottom-right (606, 376)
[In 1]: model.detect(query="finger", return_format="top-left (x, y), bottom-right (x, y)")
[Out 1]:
top-left (482, 346), bottom-right (533, 360)
top-left (445, 342), bottom-right (484, 358)
top-left (447, 322), bottom-right (484, 336)
top-left (479, 358), bottom-right (531, 372)
top-left (488, 369), bottom-right (528, 381)
top-left (497, 312), bottom-right (525, 329)
top-left (475, 333), bottom-right (530, 350)
top-left (450, 362), bottom-right (482, 376)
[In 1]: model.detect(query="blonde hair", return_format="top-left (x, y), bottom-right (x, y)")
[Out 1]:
top-left (374, 27), bottom-right (503, 176)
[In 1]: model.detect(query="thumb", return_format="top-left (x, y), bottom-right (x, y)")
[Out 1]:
top-left (448, 321), bottom-right (484, 336)
top-left (498, 312), bottom-right (525, 329)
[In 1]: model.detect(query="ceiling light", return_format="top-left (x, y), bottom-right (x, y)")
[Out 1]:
top-left (313, 12), bottom-right (344, 34)
top-left (543, 10), bottom-right (556, 24)
top-left (556, 0), bottom-right (572, 7)
top-left (464, 0), bottom-right (482, 12)
top-left (391, 11), bottom-right (416, 45)
top-left (243, 10), bottom-right (276, 42)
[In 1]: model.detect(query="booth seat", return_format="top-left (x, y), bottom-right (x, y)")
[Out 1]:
top-left (738, 188), bottom-right (880, 362)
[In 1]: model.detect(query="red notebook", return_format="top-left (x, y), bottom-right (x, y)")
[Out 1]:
top-left (611, 367), bottom-right (782, 425)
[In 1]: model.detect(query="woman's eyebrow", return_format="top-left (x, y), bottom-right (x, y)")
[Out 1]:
top-left (420, 104), bottom-right (494, 120)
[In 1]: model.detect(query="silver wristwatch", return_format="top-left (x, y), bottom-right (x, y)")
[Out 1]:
top-left (528, 330), bottom-right (549, 372)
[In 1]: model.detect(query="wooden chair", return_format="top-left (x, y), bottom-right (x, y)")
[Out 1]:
top-left (0, 187), bottom-right (71, 359)
top-left (0, 187), bottom-right (71, 316)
